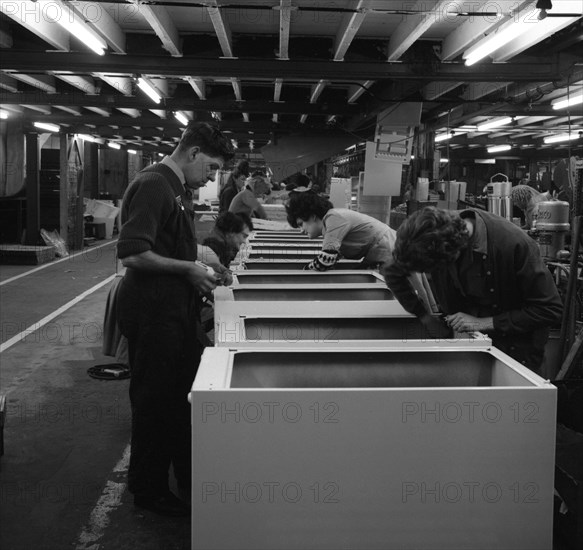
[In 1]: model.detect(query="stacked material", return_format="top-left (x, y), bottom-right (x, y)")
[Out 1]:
top-left (189, 226), bottom-right (556, 550)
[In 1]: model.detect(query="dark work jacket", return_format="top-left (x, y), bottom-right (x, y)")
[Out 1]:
top-left (117, 163), bottom-right (204, 341)
top-left (219, 181), bottom-right (239, 213)
top-left (384, 209), bottom-right (563, 371)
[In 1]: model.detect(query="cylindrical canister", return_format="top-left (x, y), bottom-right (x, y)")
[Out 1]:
top-left (534, 200), bottom-right (570, 231)
top-left (534, 200), bottom-right (570, 260)
top-left (486, 181), bottom-right (513, 220)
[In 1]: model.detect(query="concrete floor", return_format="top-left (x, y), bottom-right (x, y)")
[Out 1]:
top-left (0, 233), bottom-right (576, 550)
top-left (0, 239), bottom-right (190, 550)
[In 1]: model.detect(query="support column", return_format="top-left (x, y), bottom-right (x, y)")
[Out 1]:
top-left (84, 140), bottom-right (99, 199)
top-left (25, 132), bottom-right (40, 245)
top-left (59, 133), bottom-right (69, 245)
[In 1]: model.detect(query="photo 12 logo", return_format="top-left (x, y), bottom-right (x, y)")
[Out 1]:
top-left (201, 481), bottom-right (340, 504)
top-left (200, 400), bottom-right (339, 424)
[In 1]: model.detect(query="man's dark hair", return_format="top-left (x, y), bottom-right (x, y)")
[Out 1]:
top-left (215, 212), bottom-right (254, 234)
top-left (285, 192), bottom-right (333, 228)
top-left (232, 159), bottom-right (250, 178)
top-left (177, 122), bottom-right (235, 161)
top-left (392, 207), bottom-right (470, 272)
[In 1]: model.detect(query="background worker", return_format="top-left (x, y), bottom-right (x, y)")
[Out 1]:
top-left (218, 159), bottom-right (249, 213)
top-left (229, 175), bottom-right (270, 219)
top-left (285, 192), bottom-right (397, 270)
top-left (510, 184), bottom-right (552, 229)
top-left (116, 122), bottom-right (234, 517)
top-left (285, 193), bottom-right (435, 311)
top-left (203, 211), bottom-right (253, 268)
top-left (383, 207), bottom-right (563, 372)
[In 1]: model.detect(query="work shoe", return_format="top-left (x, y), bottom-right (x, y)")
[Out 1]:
top-left (134, 492), bottom-right (189, 517)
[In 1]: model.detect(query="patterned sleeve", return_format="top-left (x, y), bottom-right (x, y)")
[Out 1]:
top-left (304, 249), bottom-right (340, 271)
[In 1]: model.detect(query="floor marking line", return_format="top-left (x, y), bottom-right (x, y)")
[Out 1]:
top-left (75, 443), bottom-right (131, 550)
top-left (0, 274), bottom-right (116, 354)
top-left (0, 240), bottom-right (117, 287)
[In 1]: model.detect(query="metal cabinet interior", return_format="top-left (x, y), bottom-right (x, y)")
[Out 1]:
top-left (214, 284), bottom-right (395, 303)
top-left (190, 346), bottom-right (556, 550)
top-left (214, 290), bottom-right (410, 320)
top-left (214, 312), bottom-right (490, 348)
top-left (245, 249), bottom-right (324, 260)
top-left (231, 270), bottom-right (385, 286)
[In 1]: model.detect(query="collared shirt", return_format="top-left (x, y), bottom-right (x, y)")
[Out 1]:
top-left (161, 156), bottom-right (186, 187)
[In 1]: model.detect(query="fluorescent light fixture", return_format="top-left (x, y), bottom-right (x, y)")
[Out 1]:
top-left (128, 149), bottom-right (137, 155)
top-left (77, 134), bottom-right (97, 142)
top-left (174, 111), bottom-right (189, 126)
top-left (463, 14), bottom-right (534, 66)
top-left (158, 152), bottom-right (165, 157)
top-left (477, 117), bottom-right (513, 132)
top-left (475, 159), bottom-right (496, 164)
top-left (487, 144), bottom-right (512, 153)
top-left (107, 142), bottom-right (121, 150)
top-left (439, 158), bottom-right (449, 163)
top-left (0, 110), bottom-right (8, 119)
top-left (435, 132), bottom-right (454, 142)
top-left (34, 122), bottom-right (59, 132)
top-left (552, 93), bottom-right (583, 110)
top-left (543, 133), bottom-right (580, 144)
top-left (137, 78), bottom-right (161, 104)
top-left (47, 2), bottom-right (106, 56)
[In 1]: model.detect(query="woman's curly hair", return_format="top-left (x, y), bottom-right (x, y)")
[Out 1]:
top-left (285, 192), bottom-right (333, 228)
top-left (392, 207), bottom-right (470, 272)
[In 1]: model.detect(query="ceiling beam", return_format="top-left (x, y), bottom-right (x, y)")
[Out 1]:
top-left (96, 74), bottom-right (134, 95)
top-left (422, 81), bottom-right (462, 101)
top-left (333, 0), bottom-right (372, 61)
top-left (0, 52), bottom-right (570, 82)
top-left (206, 2), bottom-right (234, 58)
top-left (0, 0), bottom-right (69, 50)
top-left (52, 73), bottom-right (97, 95)
top-left (493, 4), bottom-right (583, 62)
top-left (0, 92), bottom-right (360, 115)
top-left (0, 73), bottom-right (19, 92)
top-left (5, 73), bottom-right (57, 93)
top-left (278, 0), bottom-right (292, 60)
top-left (439, 0), bottom-right (535, 61)
top-left (69, 1), bottom-right (126, 53)
top-left (348, 80), bottom-right (374, 103)
top-left (184, 76), bottom-right (206, 100)
top-left (0, 17), bottom-right (12, 48)
top-left (387, 0), bottom-right (451, 61)
top-left (54, 105), bottom-right (83, 116)
top-left (129, 0), bottom-right (181, 56)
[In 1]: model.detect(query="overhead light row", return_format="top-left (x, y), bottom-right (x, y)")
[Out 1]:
top-left (552, 93), bottom-right (583, 110)
top-left (462, 4), bottom-right (579, 66)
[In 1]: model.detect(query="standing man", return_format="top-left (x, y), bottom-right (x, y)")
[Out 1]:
top-left (383, 207), bottom-right (563, 373)
top-left (116, 122), bottom-right (234, 516)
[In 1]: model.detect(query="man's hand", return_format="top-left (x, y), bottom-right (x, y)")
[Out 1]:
top-left (212, 263), bottom-right (233, 286)
top-left (444, 313), bottom-right (493, 333)
top-left (185, 263), bottom-right (218, 293)
top-left (419, 314), bottom-right (453, 339)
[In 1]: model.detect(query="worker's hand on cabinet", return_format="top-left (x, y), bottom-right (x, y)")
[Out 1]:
top-left (444, 313), bottom-right (493, 333)
top-left (419, 313), bottom-right (453, 339)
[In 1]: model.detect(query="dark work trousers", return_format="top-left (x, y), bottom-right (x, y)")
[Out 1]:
top-left (117, 269), bottom-right (203, 498)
